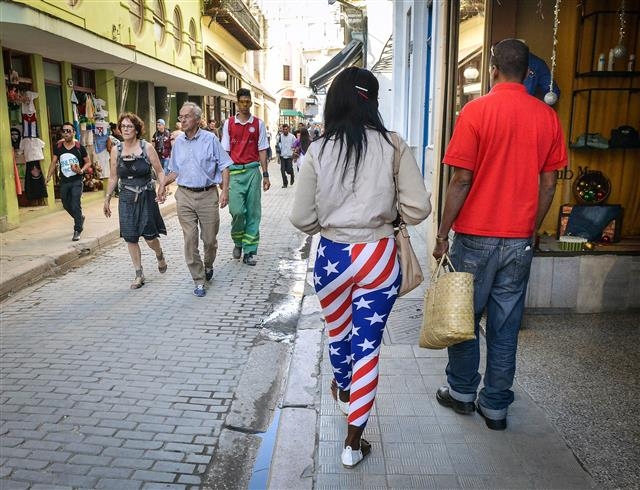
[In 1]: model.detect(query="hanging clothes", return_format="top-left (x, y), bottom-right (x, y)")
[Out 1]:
top-left (24, 161), bottom-right (48, 201)
top-left (13, 151), bottom-right (22, 195)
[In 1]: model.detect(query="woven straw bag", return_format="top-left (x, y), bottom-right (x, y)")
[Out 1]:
top-left (391, 133), bottom-right (424, 297)
top-left (419, 253), bottom-right (475, 349)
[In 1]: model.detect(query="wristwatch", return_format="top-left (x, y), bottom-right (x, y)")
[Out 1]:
top-left (262, 171), bottom-right (269, 178)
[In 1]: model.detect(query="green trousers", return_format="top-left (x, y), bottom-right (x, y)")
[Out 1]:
top-left (229, 162), bottom-right (262, 254)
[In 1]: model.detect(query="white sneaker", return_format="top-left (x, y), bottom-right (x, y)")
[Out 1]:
top-left (337, 399), bottom-right (349, 416)
top-left (341, 446), bottom-right (364, 468)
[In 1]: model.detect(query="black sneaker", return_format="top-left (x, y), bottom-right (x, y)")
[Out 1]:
top-left (436, 387), bottom-right (475, 415)
top-left (232, 246), bottom-right (242, 260)
top-left (72, 231), bottom-right (81, 241)
top-left (205, 268), bottom-right (214, 281)
top-left (242, 253), bottom-right (257, 266)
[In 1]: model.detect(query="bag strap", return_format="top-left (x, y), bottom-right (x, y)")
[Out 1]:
top-left (390, 132), bottom-right (406, 224)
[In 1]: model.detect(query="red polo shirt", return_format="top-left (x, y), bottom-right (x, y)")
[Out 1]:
top-left (443, 82), bottom-right (567, 237)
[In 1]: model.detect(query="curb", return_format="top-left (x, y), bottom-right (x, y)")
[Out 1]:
top-left (268, 235), bottom-right (323, 490)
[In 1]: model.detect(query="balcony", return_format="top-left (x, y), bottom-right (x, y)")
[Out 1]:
top-left (204, 0), bottom-right (261, 50)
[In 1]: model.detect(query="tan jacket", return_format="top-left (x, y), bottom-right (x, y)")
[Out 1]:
top-left (290, 130), bottom-right (431, 243)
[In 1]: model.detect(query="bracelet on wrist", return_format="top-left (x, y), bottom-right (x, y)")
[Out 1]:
top-left (436, 235), bottom-right (449, 242)
top-left (262, 171), bottom-right (269, 178)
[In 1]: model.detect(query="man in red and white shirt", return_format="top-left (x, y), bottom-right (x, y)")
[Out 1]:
top-left (221, 88), bottom-right (270, 266)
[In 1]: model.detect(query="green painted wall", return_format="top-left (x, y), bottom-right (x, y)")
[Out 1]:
top-left (0, 46), bottom-right (20, 230)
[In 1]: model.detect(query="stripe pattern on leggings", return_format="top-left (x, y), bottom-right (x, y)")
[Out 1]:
top-left (314, 236), bottom-right (401, 427)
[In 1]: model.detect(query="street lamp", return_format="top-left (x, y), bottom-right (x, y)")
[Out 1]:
top-left (215, 69), bottom-right (228, 83)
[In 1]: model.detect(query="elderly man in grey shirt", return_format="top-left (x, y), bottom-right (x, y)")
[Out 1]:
top-left (158, 102), bottom-right (233, 298)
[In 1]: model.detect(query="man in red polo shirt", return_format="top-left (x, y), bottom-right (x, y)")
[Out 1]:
top-left (432, 39), bottom-right (567, 430)
top-left (221, 88), bottom-right (270, 266)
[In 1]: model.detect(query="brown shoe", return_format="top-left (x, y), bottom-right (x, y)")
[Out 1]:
top-left (157, 252), bottom-right (167, 273)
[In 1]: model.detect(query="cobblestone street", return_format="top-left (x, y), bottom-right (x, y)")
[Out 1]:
top-left (0, 177), bottom-right (307, 489)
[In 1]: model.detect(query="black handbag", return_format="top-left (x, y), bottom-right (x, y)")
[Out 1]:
top-left (609, 125), bottom-right (640, 148)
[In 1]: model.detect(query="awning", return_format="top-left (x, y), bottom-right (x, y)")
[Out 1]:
top-left (1, 2), bottom-right (227, 97)
top-left (280, 109), bottom-right (304, 117)
top-left (309, 40), bottom-right (363, 93)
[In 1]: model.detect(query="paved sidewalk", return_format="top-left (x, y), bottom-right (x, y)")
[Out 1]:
top-left (0, 187), bottom-right (177, 300)
top-left (270, 223), bottom-right (596, 489)
top-left (0, 163), bottom-right (307, 490)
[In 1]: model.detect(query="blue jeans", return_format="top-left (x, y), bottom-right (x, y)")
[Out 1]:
top-left (161, 158), bottom-right (170, 175)
top-left (446, 233), bottom-right (534, 420)
top-left (59, 179), bottom-right (84, 232)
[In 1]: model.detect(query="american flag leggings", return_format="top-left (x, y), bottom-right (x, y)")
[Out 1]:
top-left (313, 236), bottom-right (402, 428)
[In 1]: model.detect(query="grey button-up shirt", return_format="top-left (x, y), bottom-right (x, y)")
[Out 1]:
top-left (169, 129), bottom-right (233, 187)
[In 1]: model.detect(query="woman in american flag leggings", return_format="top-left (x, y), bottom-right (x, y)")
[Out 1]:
top-left (290, 67), bottom-right (431, 468)
top-left (314, 236), bottom-right (401, 464)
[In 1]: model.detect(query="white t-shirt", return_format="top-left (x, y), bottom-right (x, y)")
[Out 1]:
top-left (279, 133), bottom-right (297, 158)
top-left (19, 138), bottom-right (45, 162)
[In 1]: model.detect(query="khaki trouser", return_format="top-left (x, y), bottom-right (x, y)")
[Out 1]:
top-left (175, 186), bottom-right (220, 285)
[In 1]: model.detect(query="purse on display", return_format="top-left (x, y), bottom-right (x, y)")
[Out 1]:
top-left (609, 125), bottom-right (640, 148)
top-left (419, 253), bottom-right (476, 349)
top-left (391, 133), bottom-right (424, 297)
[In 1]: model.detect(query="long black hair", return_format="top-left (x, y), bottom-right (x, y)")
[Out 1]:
top-left (321, 67), bottom-right (390, 182)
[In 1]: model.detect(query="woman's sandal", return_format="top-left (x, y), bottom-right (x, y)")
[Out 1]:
top-left (157, 252), bottom-right (167, 273)
top-left (331, 379), bottom-right (349, 416)
top-left (130, 269), bottom-right (145, 289)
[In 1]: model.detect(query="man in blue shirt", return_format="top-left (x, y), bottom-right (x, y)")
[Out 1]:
top-left (158, 102), bottom-right (234, 297)
top-left (524, 52), bottom-right (560, 101)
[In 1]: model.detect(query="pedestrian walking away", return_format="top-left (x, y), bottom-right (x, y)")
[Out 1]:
top-left (46, 121), bottom-right (91, 241)
top-left (159, 102), bottom-right (233, 297)
top-left (221, 88), bottom-right (271, 266)
top-left (290, 67), bottom-right (431, 469)
top-left (292, 127), bottom-right (311, 171)
top-left (277, 124), bottom-right (297, 188)
top-left (103, 112), bottom-right (168, 289)
top-left (433, 39), bottom-right (567, 431)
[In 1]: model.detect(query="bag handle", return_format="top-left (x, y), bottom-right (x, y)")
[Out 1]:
top-left (432, 253), bottom-right (457, 281)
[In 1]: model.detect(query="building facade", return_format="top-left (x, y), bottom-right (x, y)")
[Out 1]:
top-left (391, 0), bottom-right (640, 311)
top-left (1, 0), bottom-right (268, 231)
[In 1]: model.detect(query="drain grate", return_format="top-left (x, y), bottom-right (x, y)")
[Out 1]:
top-left (384, 298), bottom-right (423, 345)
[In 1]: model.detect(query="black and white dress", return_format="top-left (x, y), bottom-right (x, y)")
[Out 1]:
top-left (117, 148), bottom-right (166, 243)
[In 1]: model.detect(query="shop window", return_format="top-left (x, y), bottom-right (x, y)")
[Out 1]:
top-left (43, 60), bottom-right (61, 84)
top-left (129, 0), bottom-right (145, 35)
top-left (45, 85), bottom-right (64, 126)
top-left (71, 66), bottom-right (95, 90)
top-left (153, 0), bottom-right (166, 45)
top-left (283, 65), bottom-right (291, 81)
top-left (173, 7), bottom-right (183, 53)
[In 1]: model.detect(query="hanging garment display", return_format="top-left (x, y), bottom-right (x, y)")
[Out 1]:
top-left (19, 137), bottom-right (45, 162)
top-left (24, 161), bottom-right (48, 201)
